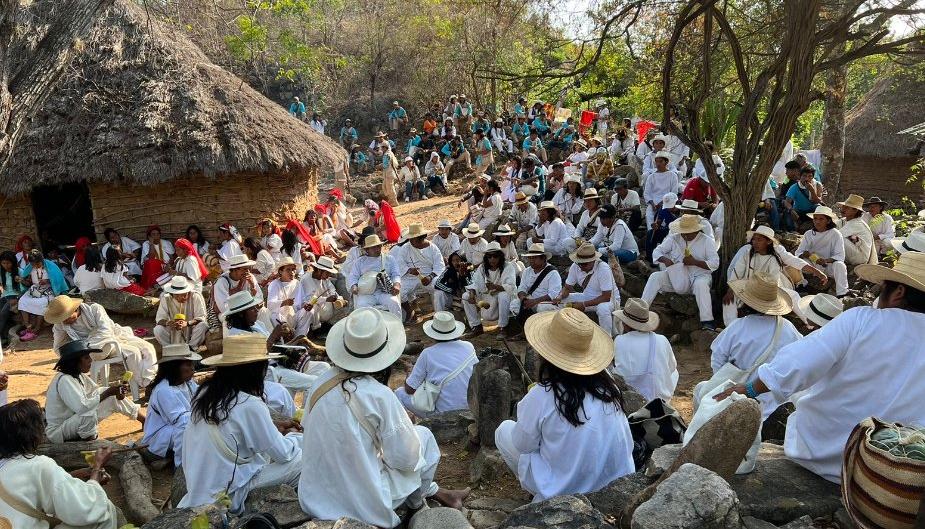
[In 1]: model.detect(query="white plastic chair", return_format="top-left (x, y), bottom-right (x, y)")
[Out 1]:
top-left (89, 339), bottom-right (140, 401)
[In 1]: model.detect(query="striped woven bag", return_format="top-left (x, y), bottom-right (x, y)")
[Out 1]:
top-left (843, 417), bottom-right (925, 529)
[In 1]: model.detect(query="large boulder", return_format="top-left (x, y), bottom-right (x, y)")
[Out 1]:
top-left (499, 495), bottom-right (616, 529)
top-left (294, 520), bottom-right (376, 529)
top-left (417, 410), bottom-right (475, 444)
top-left (409, 507), bottom-right (473, 529)
top-left (141, 508), bottom-right (223, 529)
top-left (470, 447), bottom-right (513, 486)
top-left (467, 497), bottom-right (529, 529)
top-left (82, 288), bottom-right (159, 315)
top-left (244, 485), bottom-right (312, 528)
top-left (632, 464), bottom-right (741, 529)
top-left (476, 369), bottom-right (512, 448)
top-left (585, 472), bottom-right (652, 519)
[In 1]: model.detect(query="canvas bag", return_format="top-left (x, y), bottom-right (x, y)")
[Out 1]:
top-left (411, 352), bottom-right (476, 413)
top-left (627, 398), bottom-right (687, 470)
top-left (685, 383), bottom-right (762, 474)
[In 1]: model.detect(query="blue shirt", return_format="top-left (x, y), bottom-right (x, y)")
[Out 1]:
top-left (471, 120), bottom-right (491, 134)
top-left (531, 117), bottom-right (550, 133)
top-left (514, 123), bottom-right (530, 138)
top-left (388, 107), bottom-right (407, 119)
top-left (406, 135), bottom-right (422, 151)
top-left (289, 102), bottom-right (305, 116)
top-left (786, 183), bottom-right (817, 214)
top-left (340, 127), bottom-right (358, 141)
top-left (523, 137), bottom-right (543, 150)
top-left (513, 103), bottom-right (526, 116)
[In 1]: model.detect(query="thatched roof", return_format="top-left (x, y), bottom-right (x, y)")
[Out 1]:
top-left (845, 68), bottom-right (925, 159)
top-left (0, 0), bottom-right (345, 196)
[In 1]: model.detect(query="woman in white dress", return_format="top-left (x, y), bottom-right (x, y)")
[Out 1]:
top-left (140, 344), bottom-right (201, 468)
top-left (794, 206), bottom-right (849, 297)
top-left (101, 248), bottom-right (146, 296)
top-left (73, 247), bottom-right (105, 294)
top-left (553, 176), bottom-right (584, 226)
top-left (477, 179), bottom-right (504, 230)
top-left (171, 238), bottom-right (208, 295)
top-left (242, 237), bottom-right (277, 287)
top-left (101, 228), bottom-right (142, 277)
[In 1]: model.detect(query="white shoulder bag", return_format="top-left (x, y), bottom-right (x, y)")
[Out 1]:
top-left (411, 352), bottom-right (476, 413)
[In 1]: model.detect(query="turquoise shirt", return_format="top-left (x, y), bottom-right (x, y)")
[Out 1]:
top-left (388, 107), bottom-right (407, 119)
top-left (513, 103), bottom-right (526, 116)
top-left (523, 137), bottom-right (543, 150)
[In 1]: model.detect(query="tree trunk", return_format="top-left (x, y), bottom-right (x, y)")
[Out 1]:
top-left (820, 63), bottom-right (847, 198)
top-left (720, 176), bottom-right (758, 289)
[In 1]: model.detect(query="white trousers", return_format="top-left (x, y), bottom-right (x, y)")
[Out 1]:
top-left (233, 433), bottom-right (302, 513)
top-left (153, 322), bottom-right (208, 349)
top-left (300, 301), bottom-right (337, 333)
top-left (400, 277), bottom-right (437, 304)
top-left (105, 336), bottom-right (158, 388)
top-left (495, 420), bottom-right (522, 477)
top-left (355, 292), bottom-right (402, 318)
top-left (58, 502), bottom-right (118, 529)
top-left (395, 425), bottom-right (441, 509)
top-left (432, 290), bottom-right (457, 312)
top-left (46, 395), bottom-right (140, 443)
top-left (463, 291), bottom-right (511, 329)
top-left (811, 261), bottom-right (849, 296)
top-left (493, 138), bottom-right (514, 153)
top-left (645, 204), bottom-right (658, 228)
top-left (536, 293), bottom-right (615, 337)
top-left (642, 271), bottom-right (714, 322)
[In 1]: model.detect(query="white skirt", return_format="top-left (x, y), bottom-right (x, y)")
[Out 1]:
top-left (19, 293), bottom-right (51, 315)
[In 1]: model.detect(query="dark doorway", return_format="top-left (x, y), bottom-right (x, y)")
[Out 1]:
top-left (31, 182), bottom-right (96, 251)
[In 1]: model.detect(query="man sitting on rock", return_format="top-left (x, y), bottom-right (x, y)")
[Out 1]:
top-left (514, 243), bottom-right (562, 324)
top-left (541, 243), bottom-right (618, 337)
top-left (836, 194), bottom-right (878, 267)
top-left (154, 276), bottom-right (208, 350)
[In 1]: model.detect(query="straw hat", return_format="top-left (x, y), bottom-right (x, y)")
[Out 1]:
top-left (375, 131), bottom-right (388, 138)
top-left (423, 311), bottom-right (465, 341)
top-left (224, 291), bottom-right (263, 318)
top-left (311, 255), bottom-right (339, 274)
top-left (836, 194), bottom-right (865, 211)
top-left (798, 294), bottom-right (843, 328)
top-left (856, 251), bottom-right (925, 292)
top-left (653, 151), bottom-right (671, 161)
top-left (521, 243), bottom-right (550, 258)
top-left (493, 224), bottom-right (515, 237)
top-left (485, 241), bottom-right (504, 254)
top-left (55, 340), bottom-right (101, 367)
top-left (363, 234), bottom-right (386, 249)
top-left (202, 334), bottom-right (284, 367)
top-left (404, 156), bottom-right (414, 163)
top-left (44, 295), bottom-right (82, 325)
top-left (669, 214), bottom-right (703, 235)
top-left (564, 174), bottom-right (582, 185)
top-left (276, 256), bottom-right (298, 272)
top-left (463, 223), bottom-right (485, 238)
top-left (891, 229), bottom-right (925, 254)
top-left (538, 201), bottom-right (558, 212)
top-left (864, 196), bottom-right (887, 207)
top-left (728, 272), bottom-right (792, 316)
top-left (583, 188), bottom-right (601, 200)
top-left (326, 308), bottom-right (406, 373)
top-left (514, 192), bottom-right (530, 205)
top-left (662, 192), bottom-right (678, 209)
top-left (614, 298), bottom-right (659, 332)
top-left (164, 276), bottom-right (193, 295)
top-left (157, 343), bottom-right (203, 364)
top-left (569, 242), bottom-right (601, 264)
top-left (406, 223), bottom-right (429, 239)
top-left (676, 199), bottom-right (702, 213)
top-left (806, 205), bottom-right (839, 221)
top-left (437, 219), bottom-right (453, 229)
top-left (524, 308), bottom-right (613, 375)
top-left (226, 254), bottom-right (256, 270)
top-left (652, 134), bottom-right (669, 144)
top-left (747, 225), bottom-right (779, 245)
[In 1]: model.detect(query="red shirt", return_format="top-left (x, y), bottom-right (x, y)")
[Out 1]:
top-left (681, 177), bottom-right (717, 204)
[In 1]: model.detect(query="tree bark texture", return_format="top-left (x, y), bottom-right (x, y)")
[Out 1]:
top-left (820, 63), bottom-right (848, 198)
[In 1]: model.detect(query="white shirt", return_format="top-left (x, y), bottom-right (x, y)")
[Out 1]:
top-left (652, 232), bottom-right (720, 279)
top-left (262, 234), bottom-right (283, 262)
top-left (298, 272), bottom-right (338, 305)
top-left (52, 302), bottom-right (127, 352)
top-left (838, 217), bottom-right (876, 265)
top-left (572, 208), bottom-right (602, 239)
top-left (253, 249), bottom-right (277, 284)
top-left (612, 331), bottom-right (678, 402)
top-left (460, 238), bottom-right (489, 265)
top-left (642, 153), bottom-right (678, 178)
top-left (179, 393), bottom-right (301, 511)
top-left (692, 155), bottom-right (726, 180)
top-left (212, 273), bottom-right (263, 317)
top-left (174, 255), bottom-right (203, 293)
top-left (141, 379), bottom-right (197, 466)
top-left (400, 242), bottom-right (446, 280)
top-left (536, 218), bottom-right (570, 255)
top-left (264, 380), bottom-right (296, 418)
top-left (727, 243), bottom-right (809, 287)
top-left (518, 265), bottom-right (562, 301)
top-left (795, 228), bottom-right (845, 263)
top-left (301, 369), bottom-right (428, 528)
top-left (347, 254), bottom-right (401, 290)
top-left (0, 455), bottom-right (115, 529)
top-left (509, 384), bottom-right (635, 502)
top-left (44, 373), bottom-right (106, 439)
top-left (862, 212), bottom-right (896, 246)
top-left (591, 219), bottom-right (639, 255)
top-left (471, 263), bottom-right (518, 297)
top-left (511, 203), bottom-right (539, 229)
top-left (565, 261), bottom-right (615, 300)
top-left (757, 307), bottom-right (925, 483)
top-left (643, 170), bottom-right (680, 205)
top-left (267, 278), bottom-right (303, 323)
top-left (552, 189), bottom-right (584, 220)
top-left (611, 189), bottom-right (641, 210)
top-left (101, 264), bottom-right (132, 289)
top-left (404, 340), bottom-right (478, 413)
top-left (217, 240), bottom-right (243, 272)
top-left (141, 240), bottom-right (174, 265)
top-left (101, 236), bottom-right (140, 259)
top-left (710, 315), bottom-right (803, 419)
top-left (431, 232), bottom-right (461, 260)
top-left (73, 265), bottom-right (103, 293)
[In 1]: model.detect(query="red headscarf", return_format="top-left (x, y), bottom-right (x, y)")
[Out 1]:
top-left (313, 204), bottom-right (329, 216)
top-left (375, 200), bottom-right (401, 243)
top-left (146, 224), bottom-right (162, 238)
top-left (73, 237), bottom-right (92, 267)
top-left (329, 189), bottom-right (344, 201)
top-left (285, 219), bottom-right (322, 256)
top-left (174, 238), bottom-right (209, 279)
top-left (15, 235), bottom-right (33, 253)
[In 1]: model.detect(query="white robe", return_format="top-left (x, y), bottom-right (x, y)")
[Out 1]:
top-left (173, 255), bottom-right (203, 294)
top-left (838, 217), bottom-right (877, 266)
top-left (141, 379), bottom-right (197, 466)
top-left (431, 233), bottom-right (461, 260)
top-left (140, 240), bottom-right (174, 266)
top-left (396, 340), bottom-right (478, 414)
top-left (531, 218), bottom-right (570, 256)
top-left (460, 238), bottom-right (489, 265)
top-left (44, 372), bottom-right (140, 443)
top-left (612, 331), bottom-right (678, 402)
top-left (862, 212), bottom-right (895, 255)
top-left (101, 237), bottom-right (142, 276)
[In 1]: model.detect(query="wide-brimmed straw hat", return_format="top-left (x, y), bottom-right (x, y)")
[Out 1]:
top-left (423, 311), bottom-right (465, 341)
top-left (806, 205), bottom-right (839, 221)
top-left (728, 272), bottom-right (792, 316)
top-left (654, 151), bottom-right (671, 161)
top-left (569, 242), bottom-right (601, 264)
top-left (437, 219), bottom-right (453, 228)
top-left (583, 188), bottom-right (601, 200)
top-left (55, 339), bottom-right (102, 367)
top-left (525, 308), bottom-right (613, 375)
top-left (276, 256), bottom-right (298, 272)
top-left (521, 243), bottom-right (550, 258)
top-left (864, 196), bottom-right (887, 207)
top-left (157, 343), bottom-right (203, 364)
top-left (202, 334), bottom-right (283, 367)
top-left (493, 224), bottom-right (515, 237)
top-left (484, 241), bottom-right (504, 255)
top-left (747, 225), bottom-right (779, 245)
top-left (406, 223), bottom-right (429, 239)
top-left (539, 201), bottom-right (558, 212)
top-left (614, 298), bottom-right (659, 332)
top-left (798, 293), bottom-right (843, 328)
top-left (891, 229), bottom-right (925, 254)
top-left (514, 192), bottom-right (530, 205)
top-left (463, 223), bottom-right (485, 238)
top-left (836, 194), bottom-right (865, 211)
top-left (164, 276), bottom-right (193, 295)
top-left (676, 199), bottom-right (702, 213)
top-left (652, 134), bottom-right (669, 144)
top-left (311, 255), bottom-right (339, 274)
top-left (670, 214), bottom-right (703, 235)
top-left (224, 290), bottom-right (262, 318)
top-left (564, 174), bottom-right (582, 185)
top-left (45, 295), bottom-right (82, 325)
top-left (226, 254), bottom-right (256, 270)
top-left (363, 234), bottom-right (386, 249)
top-left (327, 307), bottom-right (406, 373)
top-left (856, 251), bottom-right (925, 292)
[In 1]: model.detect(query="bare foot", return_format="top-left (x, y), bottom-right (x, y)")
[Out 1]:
top-left (136, 410), bottom-right (146, 426)
top-left (431, 487), bottom-right (470, 510)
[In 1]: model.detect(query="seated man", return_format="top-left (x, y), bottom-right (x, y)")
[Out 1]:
top-left (298, 256), bottom-right (345, 333)
top-left (611, 178), bottom-right (643, 233)
top-left (784, 165), bottom-right (824, 224)
top-left (212, 253), bottom-right (266, 326)
top-left (463, 242), bottom-right (518, 337)
top-left (154, 276), bottom-right (208, 349)
top-left (395, 311), bottom-right (478, 417)
top-left (642, 214), bottom-right (720, 330)
top-left (643, 152), bottom-right (680, 228)
top-left (431, 219), bottom-right (461, 262)
top-left (541, 242), bottom-right (618, 337)
top-left (441, 136), bottom-right (471, 176)
top-left (459, 223), bottom-right (489, 265)
top-left (591, 204), bottom-right (639, 264)
top-left (348, 235), bottom-right (402, 317)
top-left (675, 199), bottom-right (716, 240)
top-left (511, 192), bottom-right (539, 251)
top-left (612, 298), bottom-right (678, 402)
top-left (514, 243), bottom-right (562, 323)
top-left (526, 201), bottom-right (570, 257)
top-left (836, 194), bottom-right (877, 266)
top-left (522, 130), bottom-right (548, 163)
top-left (398, 224), bottom-right (446, 320)
top-left (565, 188), bottom-right (604, 253)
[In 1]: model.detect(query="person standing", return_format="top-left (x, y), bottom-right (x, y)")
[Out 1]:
top-left (380, 143), bottom-right (400, 206)
top-left (339, 119), bottom-right (358, 150)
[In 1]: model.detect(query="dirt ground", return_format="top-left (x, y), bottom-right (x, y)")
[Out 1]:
top-left (1, 192), bottom-right (709, 514)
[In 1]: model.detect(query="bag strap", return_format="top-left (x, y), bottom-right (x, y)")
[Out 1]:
top-left (207, 424), bottom-right (253, 465)
top-left (526, 265), bottom-right (555, 295)
top-left (343, 390), bottom-right (383, 454)
top-left (0, 476), bottom-right (61, 526)
top-left (439, 352), bottom-right (477, 390)
top-left (745, 316), bottom-right (783, 378)
top-left (308, 372), bottom-right (353, 412)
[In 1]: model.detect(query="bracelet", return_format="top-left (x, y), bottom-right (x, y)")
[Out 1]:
top-left (745, 382), bottom-right (758, 399)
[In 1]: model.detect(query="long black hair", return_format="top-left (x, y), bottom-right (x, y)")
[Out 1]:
top-left (242, 237), bottom-right (264, 260)
top-left (0, 399), bottom-right (45, 459)
top-left (55, 354), bottom-right (87, 379)
top-left (537, 358), bottom-right (625, 427)
top-left (281, 229), bottom-right (299, 256)
top-left (84, 247), bottom-right (103, 273)
top-left (340, 366), bottom-right (393, 398)
top-left (186, 225), bottom-right (209, 250)
top-left (192, 362), bottom-right (268, 424)
top-left (151, 360), bottom-right (191, 388)
top-left (104, 247), bottom-right (122, 273)
top-left (0, 250), bottom-right (17, 287)
top-left (226, 310), bottom-right (254, 331)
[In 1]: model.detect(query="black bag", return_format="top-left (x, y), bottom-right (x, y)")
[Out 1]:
top-left (627, 398), bottom-right (687, 471)
top-left (234, 512), bottom-right (281, 529)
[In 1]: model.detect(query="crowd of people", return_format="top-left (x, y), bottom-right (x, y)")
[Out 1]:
top-left (0, 95), bottom-right (923, 529)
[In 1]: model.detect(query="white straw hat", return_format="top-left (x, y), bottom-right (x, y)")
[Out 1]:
top-left (798, 293), bottom-right (843, 328)
top-left (326, 308), bottom-right (406, 373)
top-left (662, 192), bottom-right (678, 209)
top-left (747, 225), bottom-right (779, 245)
top-left (276, 256), bottom-right (298, 272)
top-left (614, 298), bottom-right (659, 332)
top-left (677, 199), bottom-right (702, 213)
top-left (493, 224), bottom-right (515, 237)
top-left (437, 219), bottom-right (453, 228)
top-left (890, 229), bottom-right (925, 254)
top-left (669, 214), bottom-right (703, 235)
top-left (728, 272), bottom-right (792, 316)
top-left (157, 343), bottom-right (203, 364)
top-left (525, 308), bottom-right (613, 375)
top-left (363, 234), bottom-right (386, 249)
top-left (835, 194), bottom-right (865, 211)
top-left (569, 242), bottom-right (601, 264)
top-left (164, 276), bottom-right (193, 295)
top-left (423, 311), bottom-right (465, 341)
top-left (224, 290), bottom-right (262, 318)
top-left (202, 334), bottom-right (283, 366)
top-left (311, 255), bottom-right (339, 274)
top-left (406, 223), bottom-right (430, 239)
top-left (806, 205), bottom-right (839, 221)
top-left (521, 243), bottom-right (549, 258)
top-left (463, 223), bottom-right (485, 238)
top-left (538, 201), bottom-right (558, 212)
top-left (226, 254), bottom-right (256, 270)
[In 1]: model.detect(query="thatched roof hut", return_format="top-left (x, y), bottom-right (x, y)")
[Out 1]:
top-left (0, 0), bottom-right (345, 250)
top-left (841, 68), bottom-right (925, 203)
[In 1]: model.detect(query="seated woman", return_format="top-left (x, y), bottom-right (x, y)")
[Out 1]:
top-left (366, 199), bottom-right (402, 243)
top-left (463, 242), bottom-right (518, 338)
top-left (0, 251), bottom-right (25, 341)
top-left (299, 308), bottom-right (469, 527)
top-left (101, 228), bottom-right (142, 277)
top-left (178, 334), bottom-right (302, 513)
top-left (185, 225), bottom-right (210, 256)
top-left (280, 226), bottom-right (306, 276)
top-left (14, 234), bottom-right (36, 270)
top-left (495, 308), bottom-right (634, 502)
top-left (19, 250), bottom-right (68, 342)
top-left (493, 224), bottom-right (524, 274)
top-left (140, 343), bottom-right (201, 468)
top-left (477, 179), bottom-right (504, 230)
top-left (242, 237), bottom-right (277, 287)
top-left (101, 248), bottom-right (146, 296)
top-left (73, 247), bottom-right (104, 294)
top-left (552, 175), bottom-right (584, 226)
top-left (171, 238), bottom-right (208, 295)
top-left (433, 251), bottom-right (472, 312)
top-left (0, 399), bottom-right (119, 529)
top-left (298, 256), bottom-right (345, 334)
top-left (305, 206), bottom-right (345, 261)
top-left (326, 189), bottom-right (360, 248)
top-left (267, 257), bottom-right (310, 336)
top-left (44, 340), bottom-right (144, 443)
top-left (795, 206), bottom-right (848, 297)
top-left (140, 225), bottom-right (174, 290)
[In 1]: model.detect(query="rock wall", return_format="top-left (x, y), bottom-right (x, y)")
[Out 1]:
top-left (0, 194), bottom-right (38, 249)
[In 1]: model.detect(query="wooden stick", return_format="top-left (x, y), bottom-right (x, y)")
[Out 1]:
top-left (81, 444), bottom-right (148, 455)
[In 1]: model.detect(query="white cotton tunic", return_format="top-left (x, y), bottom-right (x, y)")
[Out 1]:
top-left (612, 331), bottom-right (678, 402)
top-left (862, 212), bottom-right (895, 252)
top-left (101, 265), bottom-right (132, 289)
top-left (795, 228), bottom-right (845, 263)
top-left (403, 340), bottom-right (478, 413)
top-left (431, 233), bottom-right (461, 260)
top-left (652, 232), bottom-right (720, 279)
top-left (174, 255), bottom-right (203, 293)
top-left (179, 392), bottom-right (301, 511)
top-left (460, 238), bottom-right (489, 265)
top-left (643, 170), bottom-right (680, 205)
top-left (591, 219), bottom-right (639, 254)
top-left (565, 261), bottom-right (615, 300)
top-left (727, 244), bottom-right (809, 287)
top-left (511, 203), bottom-right (539, 230)
top-left (141, 379), bottom-right (197, 466)
top-left (267, 278), bottom-right (303, 325)
top-left (399, 243), bottom-right (446, 280)
top-left (73, 265), bottom-right (104, 293)
top-left (552, 189), bottom-right (584, 221)
top-left (757, 307), bottom-right (925, 483)
top-left (0, 455), bottom-right (116, 529)
top-left (509, 384), bottom-right (634, 502)
top-left (838, 217), bottom-right (877, 265)
top-left (535, 218), bottom-right (570, 255)
top-left (518, 265), bottom-right (562, 301)
top-left (346, 254), bottom-right (401, 290)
